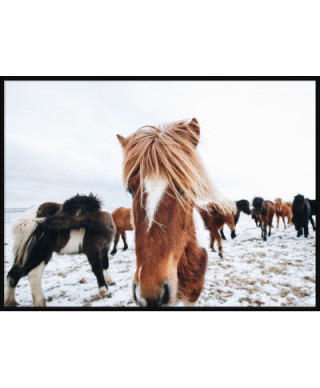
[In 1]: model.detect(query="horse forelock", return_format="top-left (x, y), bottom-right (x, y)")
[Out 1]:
top-left (252, 197), bottom-right (264, 210)
top-left (122, 120), bottom-right (230, 215)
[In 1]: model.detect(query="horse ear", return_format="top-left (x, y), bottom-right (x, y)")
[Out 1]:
top-left (188, 117), bottom-right (200, 147)
top-left (117, 134), bottom-right (127, 148)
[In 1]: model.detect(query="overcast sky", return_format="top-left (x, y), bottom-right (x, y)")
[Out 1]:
top-left (4, 80), bottom-right (315, 209)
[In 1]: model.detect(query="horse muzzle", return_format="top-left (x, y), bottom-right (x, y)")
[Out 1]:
top-left (133, 278), bottom-right (172, 307)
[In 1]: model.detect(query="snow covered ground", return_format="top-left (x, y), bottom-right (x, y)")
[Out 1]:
top-left (3, 209), bottom-right (316, 307)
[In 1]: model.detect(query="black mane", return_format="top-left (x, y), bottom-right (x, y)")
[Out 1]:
top-left (62, 193), bottom-right (102, 215)
top-left (252, 197), bottom-right (264, 210)
top-left (293, 194), bottom-right (305, 206)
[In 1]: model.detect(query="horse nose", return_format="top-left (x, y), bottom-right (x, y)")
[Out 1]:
top-left (159, 279), bottom-right (171, 306)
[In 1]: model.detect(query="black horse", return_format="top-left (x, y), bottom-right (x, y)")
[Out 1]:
top-left (292, 194), bottom-right (315, 237)
top-left (220, 199), bottom-right (251, 240)
top-left (5, 193), bottom-right (116, 307)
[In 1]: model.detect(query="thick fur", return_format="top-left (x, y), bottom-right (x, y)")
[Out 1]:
top-left (62, 193), bottom-right (102, 215)
top-left (118, 118), bottom-right (214, 307)
top-left (252, 197), bottom-right (275, 241)
top-left (5, 194), bottom-right (115, 307)
top-left (111, 207), bottom-right (134, 255)
top-left (291, 194), bottom-right (314, 237)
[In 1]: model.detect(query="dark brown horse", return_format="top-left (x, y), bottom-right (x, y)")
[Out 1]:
top-left (117, 118), bottom-right (229, 307)
top-left (252, 197), bottom-right (275, 241)
top-left (5, 194), bottom-right (116, 307)
top-left (110, 207), bottom-right (134, 255)
top-left (198, 201), bottom-right (236, 257)
top-left (274, 198), bottom-right (292, 229)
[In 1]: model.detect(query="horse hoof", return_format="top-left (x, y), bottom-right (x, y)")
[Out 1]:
top-left (107, 293), bottom-right (112, 298)
top-left (123, 246), bottom-right (128, 251)
top-left (99, 287), bottom-right (109, 298)
top-left (110, 250), bottom-right (116, 256)
top-left (219, 253), bottom-right (223, 258)
top-left (4, 300), bottom-right (19, 307)
top-left (109, 281), bottom-right (116, 286)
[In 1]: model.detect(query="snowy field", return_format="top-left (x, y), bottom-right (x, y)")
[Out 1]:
top-left (3, 209), bottom-right (316, 308)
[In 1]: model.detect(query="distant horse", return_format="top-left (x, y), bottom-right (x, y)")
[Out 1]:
top-left (4, 194), bottom-right (116, 307)
top-left (110, 207), bottom-right (134, 255)
top-left (199, 201), bottom-right (236, 257)
top-left (274, 198), bottom-right (292, 229)
top-left (252, 197), bottom-right (275, 241)
top-left (220, 199), bottom-right (251, 240)
top-left (291, 194), bottom-right (315, 237)
top-left (117, 118), bottom-right (229, 307)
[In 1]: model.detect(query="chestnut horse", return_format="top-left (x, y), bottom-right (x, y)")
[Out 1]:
top-left (252, 197), bottom-right (275, 241)
top-left (117, 118), bottom-right (228, 307)
top-left (110, 207), bottom-right (134, 255)
top-left (274, 198), bottom-right (292, 229)
top-left (198, 201), bottom-right (236, 258)
top-left (4, 194), bottom-right (116, 307)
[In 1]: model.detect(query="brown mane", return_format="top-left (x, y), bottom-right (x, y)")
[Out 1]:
top-left (119, 119), bottom-right (229, 212)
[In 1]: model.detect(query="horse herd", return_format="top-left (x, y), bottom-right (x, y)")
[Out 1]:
top-left (4, 118), bottom-right (316, 308)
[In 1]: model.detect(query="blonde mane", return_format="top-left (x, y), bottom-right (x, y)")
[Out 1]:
top-left (121, 120), bottom-right (229, 213)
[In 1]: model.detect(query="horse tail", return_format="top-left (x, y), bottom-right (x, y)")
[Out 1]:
top-left (11, 206), bottom-right (44, 267)
top-left (8, 221), bottom-right (56, 287)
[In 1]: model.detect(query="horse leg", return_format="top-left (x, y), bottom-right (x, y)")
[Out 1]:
top-left (304, 222), bottom-right (309, 238)
top-left (276, 215), bottom-right (279, 228)
top-left (282, 215), bottom-right (286, 229)
top-left (309, 216), bottom-right (316, 231)
top-left (28, 261), bottom-right (46, 307)
top-left (110, 232), bottom-right (120, 255)
top-left (262, 222), bottom-right (267, 241)
top-left (87, 251), bottom-right (111, 298)
top-left (297, 226), bottom-right (302, 237)
top-left (268, 220), bottom-right (272, 236)
top-left (213, 229), bottom-right (223, 257)
top-left (4, 266), bottom-right (22, 306)
top-left (220, 228), bottom-right (226, 240)
top-left (121, 231), bottom-right (128, 251)
top-left (101, 247), bottom-right (116, 286)
top-left (210, 231), bottom-right (216, 252)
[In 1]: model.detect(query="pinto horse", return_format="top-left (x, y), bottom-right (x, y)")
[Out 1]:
top-left (291, 194), bottom-right (315, 237)
top-left (110, 207), bottom-right (134, 255)
top-left (274, 198), bottom-right (292, 229)
top-left (4, 194), bottom-right (116, 307)
top-left (220, 199), bottom-right (251, 240)
top-left (117, 118), bottom-right (228, 307)
top-left (199, 201), bottom-right (236, 257)
top-left (252, 197), bottom-right (275, 241)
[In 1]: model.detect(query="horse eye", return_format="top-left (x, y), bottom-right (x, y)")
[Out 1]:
top-left (178, 188), bottom-right (185, 196)
top-left (127, 186), bottom-right (134, 197)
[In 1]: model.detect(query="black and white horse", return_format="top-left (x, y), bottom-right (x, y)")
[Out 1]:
top-left (220, 199), bottom-right (251, 239)
top-left (291, 194), bottom-right (315, 237)
top-left (5, 194), bottom-right (116, 307)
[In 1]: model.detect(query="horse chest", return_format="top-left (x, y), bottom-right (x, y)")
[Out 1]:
top-left (58, 228), bottom-right (86, 254)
